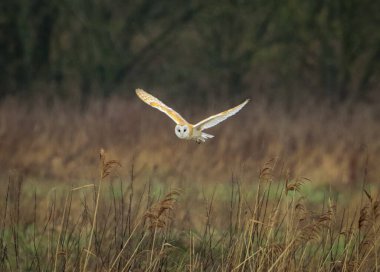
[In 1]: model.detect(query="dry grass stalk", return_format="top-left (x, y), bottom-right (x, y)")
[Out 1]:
top-left (83, 149), bottom-right (120, 272)
top-left (294, 198), bottom-right (307, 222)
top-left (359, 189), bottom-right (380, 230)
top-left (144, 190), bottom-right (180, 230)
top-left (295, 204), bottom-right (335, 246)
top-left (258, 243), bottom-right (285, 269)
top-left (285, 177), bottom-right (310, 195)
top-left (100, 149), bottom-right (121, 179)
top-left (359, 205), bottom-right (370, 230)
top-left (259, 159), bottom-right (276, 183)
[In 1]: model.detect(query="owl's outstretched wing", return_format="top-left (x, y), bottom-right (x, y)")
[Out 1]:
top-left (135, 89), bottom-right (188, 125)
top-left (194, 99), bottom-right (249, 130)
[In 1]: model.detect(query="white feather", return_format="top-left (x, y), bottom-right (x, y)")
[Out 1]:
top-left (201, 132), bottom-right (214, 139)
top-left (194, 99), bottom-right (249, 130)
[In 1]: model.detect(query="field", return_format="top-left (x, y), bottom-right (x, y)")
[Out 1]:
top-left (0, 96), bottom-right (380, 271)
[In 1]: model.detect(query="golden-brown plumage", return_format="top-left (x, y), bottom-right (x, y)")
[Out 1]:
top-left (135, 88), bottom-right (249, 143)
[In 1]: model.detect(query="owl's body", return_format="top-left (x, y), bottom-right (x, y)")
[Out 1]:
top-left (174, 123), bottom-right (214, 143)
top-left (136, 89), bottom-right (249, 143)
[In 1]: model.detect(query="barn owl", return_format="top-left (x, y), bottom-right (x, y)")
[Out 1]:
top-left (136, 89), bottom-right (249, 143)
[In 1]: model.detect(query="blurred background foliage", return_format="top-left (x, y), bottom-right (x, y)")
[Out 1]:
top-left (1, 0), bottom-right (380, 104)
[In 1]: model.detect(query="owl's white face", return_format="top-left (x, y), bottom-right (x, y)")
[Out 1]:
top-left (175, 124), bottom-right (190, 139)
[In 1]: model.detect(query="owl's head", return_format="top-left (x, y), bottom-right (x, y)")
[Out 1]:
top-left (175, 124), bottom-right (190, 139)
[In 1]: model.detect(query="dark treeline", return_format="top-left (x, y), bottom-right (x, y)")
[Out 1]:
top-left (1, 0), bottom-right (379, 103)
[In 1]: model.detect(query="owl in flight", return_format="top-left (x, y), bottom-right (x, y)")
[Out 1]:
top-left (136, 89), bottom-right (249, 143)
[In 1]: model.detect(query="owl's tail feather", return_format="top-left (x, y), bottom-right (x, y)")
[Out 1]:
top-left (200, 132), bottom-right (214, 142)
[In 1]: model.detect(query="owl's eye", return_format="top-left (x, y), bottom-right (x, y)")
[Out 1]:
top-left (177, 129), bottom-right (181, 132)
top-left (184, 128), bottom-right (187, 132)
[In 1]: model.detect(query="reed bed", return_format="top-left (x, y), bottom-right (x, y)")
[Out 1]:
top-left (0, 150), bottom-right (379, 271)
top-left (0, 96), bottom-right (379, 271)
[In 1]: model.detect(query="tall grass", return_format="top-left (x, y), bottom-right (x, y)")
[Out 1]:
top-left (83, 149), bottom-right (121, 271)
top-left (0, 151), bottom-right (379, 271)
